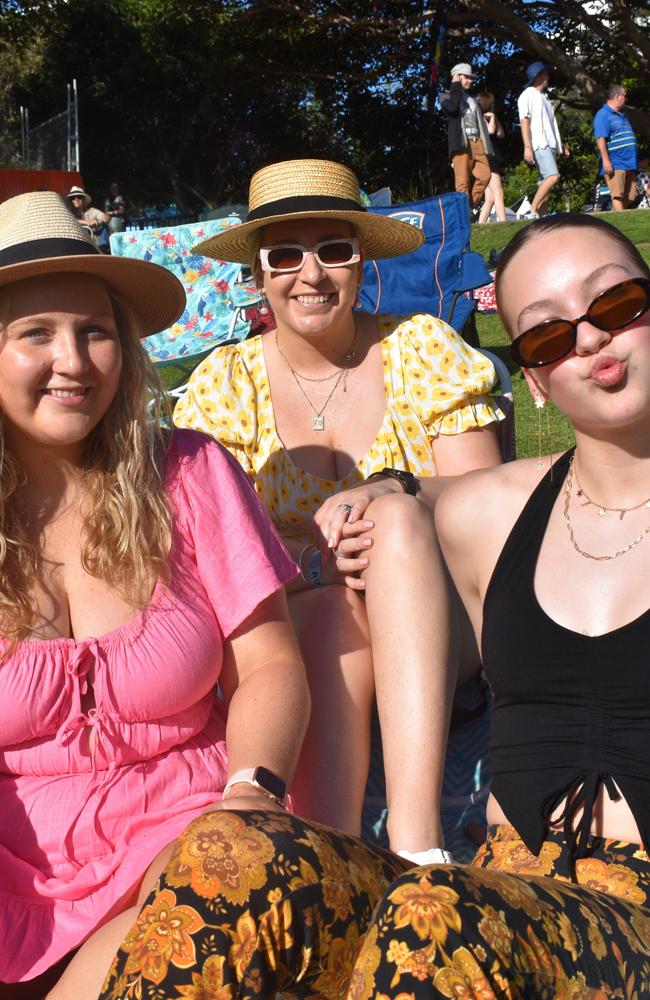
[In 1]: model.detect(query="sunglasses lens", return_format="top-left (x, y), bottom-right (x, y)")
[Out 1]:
top-left (266, 246), bottom-right (304, 271)
top-left (317, 241), bottom-right (355, 266)
top-left (516, 322), bottom-right (576, 366)
top-left (589, 280), bottom-right (650, 331)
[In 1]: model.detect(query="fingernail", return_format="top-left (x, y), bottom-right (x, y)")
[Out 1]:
top-left (362, 538), bottom-right (372, 547)
top-left (360, 557), bottom-right (369, 566)
top-left (328, 536), bottom-right (336, 548)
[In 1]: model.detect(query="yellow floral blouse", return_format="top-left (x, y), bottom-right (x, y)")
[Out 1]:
top-left (174, 314), bottom-right (502, 545)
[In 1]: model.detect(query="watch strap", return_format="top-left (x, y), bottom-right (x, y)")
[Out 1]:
top-left (370, 467), bottom-right (418, 496)
top-left (223, 767), bottom-right (287, 805)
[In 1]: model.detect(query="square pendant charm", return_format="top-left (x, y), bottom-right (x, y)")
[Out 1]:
top-left (313, 415), bottom-right (325, 430)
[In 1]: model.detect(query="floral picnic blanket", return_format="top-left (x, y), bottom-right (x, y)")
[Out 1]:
top-left (110, 218), bottom-right (261, 364)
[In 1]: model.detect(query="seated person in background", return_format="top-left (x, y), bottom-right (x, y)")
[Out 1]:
top-left (104, 181), bottom-right (127, 234)
top-left (352, 214), bottom-right (650, 997)
top-left (174, 158), bottom-right (503, 863)
top-left (65, 185), bottom-right (110, 250)
top-left (637, 154), bottom-right (650, 204)
top-left (0, 192), bottom-right (408, 999)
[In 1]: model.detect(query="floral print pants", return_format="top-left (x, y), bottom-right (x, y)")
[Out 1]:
top-left (98, 808), bottom-right (408, 1000)
top-left (350, 824), bottom-right (650, 999)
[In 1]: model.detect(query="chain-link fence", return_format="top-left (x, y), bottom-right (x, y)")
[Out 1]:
top-left (27, 110), bottom-right (69, 170)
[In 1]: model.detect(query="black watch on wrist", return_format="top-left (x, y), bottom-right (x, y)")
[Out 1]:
top-left (373, 467), bottom-right (419, 496)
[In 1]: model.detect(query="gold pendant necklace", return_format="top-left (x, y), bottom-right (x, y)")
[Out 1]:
top-left (564, 455), bottom-right (650, 560)
top-left (275, 324), bottom-right (357, 431)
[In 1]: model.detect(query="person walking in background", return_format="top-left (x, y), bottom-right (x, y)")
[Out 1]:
top-left (440, 63), bottom-right (492, 211)
top-left (594, 84), bottom-right (639, 211)
top-left (477, 92), bottom-right (507, 223)
top-left (518, 61), bottom-right (569, 219)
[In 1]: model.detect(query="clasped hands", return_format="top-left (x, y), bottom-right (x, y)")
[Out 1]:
top-left (311, 476), bottom-right (405, 590)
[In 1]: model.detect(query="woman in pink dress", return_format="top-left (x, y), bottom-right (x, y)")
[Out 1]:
top-left (0, 193), bottom-right (407, 998)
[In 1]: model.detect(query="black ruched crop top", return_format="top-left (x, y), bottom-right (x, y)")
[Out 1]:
top-left (482, 448), bottom-right (650, 877)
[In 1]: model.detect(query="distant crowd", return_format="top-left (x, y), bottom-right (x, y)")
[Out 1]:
top-left (441, 60), bottom-right (649, 222)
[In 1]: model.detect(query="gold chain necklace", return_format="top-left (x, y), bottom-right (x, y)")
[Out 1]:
top-left (564, 455), bottom-right (650, 560)
top-left (275, 325), bottom-right (357, 431)
top-left (573, 460), bottom-right (650, 520)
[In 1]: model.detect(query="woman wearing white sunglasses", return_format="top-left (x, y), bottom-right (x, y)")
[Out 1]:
top-left (175, 159), bottom-right (503, 862)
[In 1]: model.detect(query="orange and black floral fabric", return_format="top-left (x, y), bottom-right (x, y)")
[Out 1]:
top-left (350, 824), bottom-right (650, 999)
top-left (98, 808), bottom-right (408, 1000)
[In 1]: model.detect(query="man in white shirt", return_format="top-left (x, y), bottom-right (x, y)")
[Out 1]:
top-left (517, 62), bottom-right (570, 218)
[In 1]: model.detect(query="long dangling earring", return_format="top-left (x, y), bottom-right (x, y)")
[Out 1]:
top-left (353, 284), bottom-right (362, 309)
top-left (259, 290), bottom-right (270, 316)
top-left (533, 392), bottom-right (551, 471)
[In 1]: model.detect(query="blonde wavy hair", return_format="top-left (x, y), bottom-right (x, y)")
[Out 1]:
top-left (0, 285), bottom-right (173, 643)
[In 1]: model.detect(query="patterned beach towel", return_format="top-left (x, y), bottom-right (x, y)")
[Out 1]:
top-left (110, 218), bottom-right (261, 365)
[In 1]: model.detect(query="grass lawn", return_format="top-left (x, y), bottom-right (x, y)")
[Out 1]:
top-left (471, 209), bottom-right (650, 459)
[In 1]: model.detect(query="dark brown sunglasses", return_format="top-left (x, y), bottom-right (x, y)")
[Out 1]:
top-left (510, 277), bottom-right (650, 368)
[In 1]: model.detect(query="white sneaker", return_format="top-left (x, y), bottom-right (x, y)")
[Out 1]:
top-left (523, 211), bottom-right (539, 220)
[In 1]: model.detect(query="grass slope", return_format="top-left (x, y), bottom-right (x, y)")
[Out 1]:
top-left (472, 209), bottom-right (650, 459)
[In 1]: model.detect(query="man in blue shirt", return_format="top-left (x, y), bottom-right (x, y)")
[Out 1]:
top-left (593, 84), bottom-right (638, 211)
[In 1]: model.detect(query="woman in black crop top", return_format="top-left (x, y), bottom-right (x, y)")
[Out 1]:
top-left (350, 214), bottom-right (650, 997)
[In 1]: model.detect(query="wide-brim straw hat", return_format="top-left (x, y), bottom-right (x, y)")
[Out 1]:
top-left (0, 191), bottom-right (185, 336)
top-left (65, 185), bottom-right (92, 208)
top-left (193, 159), bottom-right (424, 263)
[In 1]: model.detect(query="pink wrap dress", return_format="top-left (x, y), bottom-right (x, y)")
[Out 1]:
top-left (0, 429), bottom-right (297, 982)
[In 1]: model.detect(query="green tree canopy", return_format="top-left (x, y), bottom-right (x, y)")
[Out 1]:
top-left (1, 0), bottom-right (648, 210)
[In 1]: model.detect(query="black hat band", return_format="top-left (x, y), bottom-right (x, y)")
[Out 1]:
top-left (246, 195), bottom-right (367, 223)
top-left (0, 237), bottom-right (100, 268)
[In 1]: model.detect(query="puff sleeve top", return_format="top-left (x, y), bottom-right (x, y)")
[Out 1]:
top-left (174, 314), bottom-right (503, 544)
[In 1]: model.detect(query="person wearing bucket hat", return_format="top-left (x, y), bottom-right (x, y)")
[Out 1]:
top-left (175, 159), bottom-right (504, 861)
top-left (440, 63), bottom-right (493, 209)
top-left (65, 184), bottom-right (110, 251)
top-left (0, 192), bottom-right (401, 994)
top-left (518, 61), bottom-right (570, 218)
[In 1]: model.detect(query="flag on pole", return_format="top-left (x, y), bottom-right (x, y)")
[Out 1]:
top-left (424, 8), bottom-right (447, 111)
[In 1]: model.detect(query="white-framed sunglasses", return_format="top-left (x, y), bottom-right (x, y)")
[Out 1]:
top-left (259, 237), bottom-right (360, 273)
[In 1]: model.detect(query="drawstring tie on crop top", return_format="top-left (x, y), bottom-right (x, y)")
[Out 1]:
top-left (542, 771), bottom-right (621, 879)
top-left (55, 639), bottom-right (120, 867)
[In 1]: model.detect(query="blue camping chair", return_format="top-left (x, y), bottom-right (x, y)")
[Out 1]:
top-left (359, 192), bottom-right (492, 344)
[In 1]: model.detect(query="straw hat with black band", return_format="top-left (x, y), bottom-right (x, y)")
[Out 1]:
top-left (193, 159), bottom-right (424, 264)
top-left (0, 191), bottom-right (185, 336)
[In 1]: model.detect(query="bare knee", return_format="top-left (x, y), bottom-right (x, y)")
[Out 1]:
top-left (366, 493), bottom-right (437, 553)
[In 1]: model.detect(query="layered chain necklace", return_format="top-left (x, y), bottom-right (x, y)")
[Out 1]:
top-left (564, 454), bottom-right (650, 560)
top-left (275, 324), bottom-right (357, 431)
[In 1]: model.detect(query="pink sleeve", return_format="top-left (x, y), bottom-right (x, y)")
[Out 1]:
top-left (170, 429), bottom-right (298, 638)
